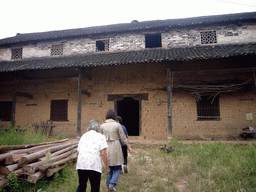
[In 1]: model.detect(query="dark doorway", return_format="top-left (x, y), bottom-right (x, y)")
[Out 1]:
top-left (117, 97), bottom-right (140, 136)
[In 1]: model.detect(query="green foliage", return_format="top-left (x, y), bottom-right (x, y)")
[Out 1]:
top-left (5, 172), bottom-right (19, 192)
top-left (1, 134), bottom-right (255, 191)
top-left (0, 125), bottom-right (54, 145)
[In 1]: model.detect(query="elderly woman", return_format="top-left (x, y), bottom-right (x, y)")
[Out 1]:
top-left (100, 109), bottom-right (132, 192)
top-left (76, 120), bottom-right (110, 192)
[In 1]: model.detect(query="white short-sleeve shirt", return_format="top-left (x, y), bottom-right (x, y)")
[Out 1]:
top-left (76, 130), bottom-right (108, 173)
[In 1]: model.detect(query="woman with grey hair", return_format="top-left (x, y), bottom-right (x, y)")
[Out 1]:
top-left (76, 120), bottom-right (110, 192)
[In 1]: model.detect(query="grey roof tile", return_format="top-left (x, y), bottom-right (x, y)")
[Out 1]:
top-left (0, 12), bottom-right (255, 46)
top-left (0, 43), bottom-right (255, 72)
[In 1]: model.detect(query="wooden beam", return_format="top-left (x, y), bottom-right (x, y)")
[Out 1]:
top-left (167, 68), bottom-right (174, 136)
top-left (11, 77), bottom-right (17, 126)
top-left (77, 71), bottom-right (82, 137)
top-left (17, 92), bottom-right (33, 99)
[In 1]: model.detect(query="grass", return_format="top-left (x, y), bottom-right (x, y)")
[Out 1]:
top-left (0, 126), bottom-right (256, 192)
top-left (0, 124), bottom-right (56, 145)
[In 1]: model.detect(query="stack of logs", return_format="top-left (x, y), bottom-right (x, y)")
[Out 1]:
top-left (0, 138), bottom-right (78, 188)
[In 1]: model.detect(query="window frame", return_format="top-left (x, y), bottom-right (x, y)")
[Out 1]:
top-left (145, 33), bottom-right (162, 48)
top-left (96, 39), bottom-right (110, 52)
top-left (11, 48), bottom-right (23, 59)
top-left (50, 100), bottom-right (68, 121)
top-left (51, 43), bottom-right (64, 56)
top-left (196, 96), bottom-right (220, 121)
top-left (200, 30), bottom-right (217, 45)
top-left (0, 101), bottom-right (12, 121)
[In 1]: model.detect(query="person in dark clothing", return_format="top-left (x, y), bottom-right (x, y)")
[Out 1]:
top-left (117, 116), bottom-right (129, 173)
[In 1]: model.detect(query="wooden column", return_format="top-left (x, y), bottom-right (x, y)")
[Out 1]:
top-left (11, 77), bottom-right (17, 126)
top-left (77, 72), bottom-right (82, 137)
top-left (167, 68), bottom-right (174, 136)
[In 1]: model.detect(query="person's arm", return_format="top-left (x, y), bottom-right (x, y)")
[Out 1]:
top-left (126, 142), bottom-right (133, 153)
top-left (100, 148), bottom-right (110, 175)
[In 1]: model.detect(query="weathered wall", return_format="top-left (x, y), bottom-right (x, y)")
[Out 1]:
top-left (1, 62), bottom-right (255, 139)
top-left (1, 23), bottom-right (256, 61)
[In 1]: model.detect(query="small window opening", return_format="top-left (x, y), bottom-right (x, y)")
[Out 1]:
top-left (200, 31), bottom-right (217, 44)
top-left (0, 101), bottom-right (12, 121)
top-left (11, 48), bottom-right (23, 59)
top-left (50, 100), bottom-right (68, 121)
top-left (145, 33), bottom-right (162, 48)
top-left (197, 96), bottom-right (220, 120)
top-left (51, 44), bottom-right (64, 56)
top-left (96, 39), bottom-right (109, 52)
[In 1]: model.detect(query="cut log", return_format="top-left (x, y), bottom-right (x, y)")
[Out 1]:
top-left (39, 144), bottom-right (77, 161)
top-left (18, 142), bottom-right (77, 167)
top-left (27, 171), bottom-right (45, 184)
top-left (46, 163), bottom-right (68, 177)
top-left (0, 164), bottom-right (19, 175)
top-left (0, 138), bottom-right (70, 153)
top-left (39, 150), bottom-right (77, 172)
top-left (0, 177), bottom-right (8, 188)
top-left (14, 168), bottom-right (23, 176)
top-left (0, 143), bottom-right (57, 163)
top-left (5, 153), bottom-right (27, 165)
top-left (0, 174), bottom-right (6, 180)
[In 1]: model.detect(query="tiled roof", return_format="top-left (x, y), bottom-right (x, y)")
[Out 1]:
top-left (0, 43), bottom-right (255, 72)
top-left (0, 12), bottom-right (255, 46)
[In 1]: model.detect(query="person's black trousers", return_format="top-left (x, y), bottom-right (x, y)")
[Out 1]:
top-left (77, 169), bottom-right (101, 192)
top-left (122, 145), bottom-right (128, 165)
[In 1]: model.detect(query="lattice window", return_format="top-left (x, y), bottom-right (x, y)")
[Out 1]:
top-left (11, 48), bottom-right (23, 59)
top-left (197, 96), bottom-right (220, 120)
top-left (50, 100), bottom-right (68, 121)
top-left (51, 44), bottom-right (64, 56)
top-left (96, 39), bottom-right (109, 52)
top-left (200, 31), bottom-right (217, 44)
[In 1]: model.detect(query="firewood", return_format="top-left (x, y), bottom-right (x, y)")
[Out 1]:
top-left (0, 164), bottom-right (19, 175)
top-left (0, 138), bottom-right (70, 153)
top-left (27, 171), bottom-right (45, 184)
top-left (39, 150), bottom-right (77, 172)
top-left (46, 163), bottom-right (68, 177)
top-left (18, 142), bottom-right (76, 167)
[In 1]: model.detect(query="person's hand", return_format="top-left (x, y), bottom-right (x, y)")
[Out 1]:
top-left (128, 147), bottom-right (133, 153)
top-left (105, 167), bottom-right (110, 175)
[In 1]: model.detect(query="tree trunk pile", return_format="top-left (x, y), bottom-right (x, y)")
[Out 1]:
top-left (0, 138), bottom-right (78, 187)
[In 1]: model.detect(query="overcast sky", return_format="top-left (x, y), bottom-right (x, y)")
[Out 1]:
top-left (0, 0), bottom-right (255, 40)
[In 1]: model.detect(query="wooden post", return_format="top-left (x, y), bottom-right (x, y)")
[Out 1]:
top-left (167, 68), bottom-right (174, 136)
top-left (11, 77), bottom-right (17, 126)
top-left (77, 71), bottom-right (82, 137)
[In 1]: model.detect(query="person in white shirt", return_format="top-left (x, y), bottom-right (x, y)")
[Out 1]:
top-left (76, 119), bottom-right (110, 192)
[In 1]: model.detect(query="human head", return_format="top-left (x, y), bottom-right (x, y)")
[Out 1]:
top-left (105, 109), bottom-right (117, 120)
top-left (117, 116), bottom-right (122, 124)
top-left (87, 120), bottom-right (100, 132)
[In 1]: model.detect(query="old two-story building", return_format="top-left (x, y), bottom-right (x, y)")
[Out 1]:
top-left (0, 12), bottom-right (255, 139)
